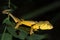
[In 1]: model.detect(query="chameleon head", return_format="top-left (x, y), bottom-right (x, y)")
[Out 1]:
top-left (39, 21), bottom-right (53, 30)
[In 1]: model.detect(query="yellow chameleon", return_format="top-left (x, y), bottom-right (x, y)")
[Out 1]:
top-left (2, 9), bottom-right (53, 35)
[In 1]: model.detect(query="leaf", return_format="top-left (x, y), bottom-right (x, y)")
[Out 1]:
top-left (26, 34), bottom-right (48, 40)
top-left (2, 17), bottom-right (12, 25)
top-left (2, 17), bottom-right (28, 39)
top-left (2, 17), bottom-right (18, 37)
top-left (1, 33), bottom-right (12, 40)
top-left (17, 28), bottom-right (28, 40)
top-left (7, 25), bottom-right (28, 40)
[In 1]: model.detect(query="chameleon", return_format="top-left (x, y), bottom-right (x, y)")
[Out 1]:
top-left (2, 9), bottom-right (53, 35)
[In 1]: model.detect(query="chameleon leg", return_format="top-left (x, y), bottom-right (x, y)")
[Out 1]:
top-left (30, 27), bottom-right (34, 35)
top-left (15, 22), bottom-right (22, 29)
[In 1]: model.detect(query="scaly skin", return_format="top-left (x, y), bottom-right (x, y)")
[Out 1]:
top-left (2, 9), bottom-right (53, 35)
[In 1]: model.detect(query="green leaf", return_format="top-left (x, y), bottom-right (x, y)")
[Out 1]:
top-left (17, 29), bottom-right (28, 39)
top-left (2, 17), bottom-right (13, 26)
top-left (26, 34), bottom-right (48, 40)
top-left (3, 17), bottom-right (28, 39)
top-left (2, 17), bottom-right (17, 37)
top-left (7, 25), bottom-right (28, 40)
top-left (1, 33), bottom-right (12, 40)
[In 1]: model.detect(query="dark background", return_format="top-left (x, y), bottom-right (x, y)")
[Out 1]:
top-left (0, 0), bottom-right (60, 40)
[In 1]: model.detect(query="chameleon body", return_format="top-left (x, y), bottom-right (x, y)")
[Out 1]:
top-left (2, 9), bottom-right (53, 35)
